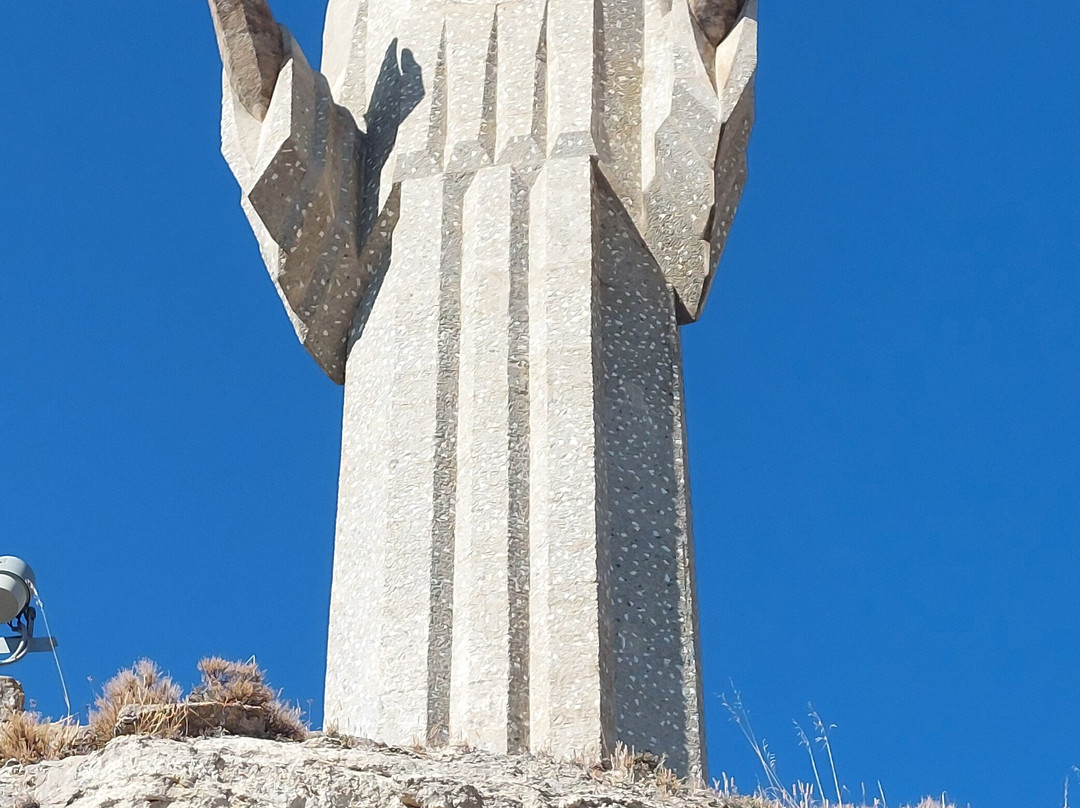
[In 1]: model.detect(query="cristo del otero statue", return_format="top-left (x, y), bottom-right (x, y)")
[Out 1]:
top-left (207, 0), bottom-right (756, 780)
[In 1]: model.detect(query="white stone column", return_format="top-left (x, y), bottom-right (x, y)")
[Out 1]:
top-left (326, 174), bottom-right (446, 746)
top-left (527, 156), bottom-right (614, 762)
top-left (449, 165), bottom-right (514, 752)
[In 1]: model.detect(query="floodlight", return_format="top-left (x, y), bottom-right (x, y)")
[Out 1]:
top-left (0, 556), bottom-right (58, 665)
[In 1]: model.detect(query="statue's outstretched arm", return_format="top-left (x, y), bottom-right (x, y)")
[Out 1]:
top-left (209, 1), bottom-right (378, 384)
top-left (208, 0), bottom-right (284, 121)
top-left (642, 0), bottom-right (757, 322)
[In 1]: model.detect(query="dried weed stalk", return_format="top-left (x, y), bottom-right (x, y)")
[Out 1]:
top-left (719, 687), bottom-right (961, 808)
top-left (320, 721), bottom-right (362, 748)
top-left (585, 742), bottom-right (686, 797)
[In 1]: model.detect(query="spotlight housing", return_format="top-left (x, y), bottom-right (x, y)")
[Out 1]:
top-left (0, 556), bottom-right (58, 665)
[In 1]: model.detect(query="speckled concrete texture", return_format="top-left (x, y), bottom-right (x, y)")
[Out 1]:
top-left (212, 0), bottom-right (756, 781)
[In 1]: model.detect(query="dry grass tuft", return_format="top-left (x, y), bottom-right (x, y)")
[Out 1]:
top-left (319, 721), bottom-right (363, 749)
top-left (191, 657), bottom-right (307, 741)
top-left (1, 656), bottom-right (305, 767)
top-left (584, 743), bottom-right (687, 796)
top-left (191, 657), bottom-right (270, 705)
top-left (0, 712), bottom-right (83, 764)
top-left (87, 659), bottom-right (183, 746)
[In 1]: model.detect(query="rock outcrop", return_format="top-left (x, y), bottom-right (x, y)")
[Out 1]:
top-left (0, 678), bottom-right (24, 718)
top-left (0, 735), bottom-right (755, 808)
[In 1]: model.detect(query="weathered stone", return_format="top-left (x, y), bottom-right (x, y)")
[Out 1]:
top-left (207, 0), bottom-right (283, 120)
top-left (114, 702), bottom-right (269, 739)
top-left (0, 735), bottom-right (754, 808)
top-left (0, 677), bottom-right (24, 717)
top-left (210, 0), bottom-right (757, 780)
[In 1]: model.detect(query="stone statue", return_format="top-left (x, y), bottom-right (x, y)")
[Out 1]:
top-left (208, 0), bottom-right (756, 780)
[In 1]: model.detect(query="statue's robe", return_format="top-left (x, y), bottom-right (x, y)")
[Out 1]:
top-left (219, 0), bottom-right (756, 778)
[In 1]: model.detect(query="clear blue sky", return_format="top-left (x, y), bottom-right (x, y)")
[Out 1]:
top-left (2, 3), bottom-right (1078, 807)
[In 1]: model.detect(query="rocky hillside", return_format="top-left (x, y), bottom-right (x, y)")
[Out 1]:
top-left (0, 734), bottom-right (762, 808)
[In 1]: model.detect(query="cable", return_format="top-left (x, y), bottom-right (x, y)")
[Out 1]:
top-left (28, 582), bottom-right (72, 718)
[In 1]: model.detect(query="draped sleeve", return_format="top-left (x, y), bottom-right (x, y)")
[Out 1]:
top-left (220, 30), bottom-right (369, 383)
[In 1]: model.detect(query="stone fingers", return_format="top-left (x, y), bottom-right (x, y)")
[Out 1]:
top-left (208, 0), bottom-right (284, 120)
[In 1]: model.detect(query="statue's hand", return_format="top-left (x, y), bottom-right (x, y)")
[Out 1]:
top-left (208, 0), bottom-right (284, 121)
top-left (688, 0), bottom-right (744, 46)
top-left (640, 0), bottom-right (756, 321)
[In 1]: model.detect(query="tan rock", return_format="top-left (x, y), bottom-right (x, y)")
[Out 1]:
top-left (114, 702), bottom-right (269, 739)
top-left (0, 735), bottom-right (742, 808)
top-left (0, 677), bottom-right (24, 717)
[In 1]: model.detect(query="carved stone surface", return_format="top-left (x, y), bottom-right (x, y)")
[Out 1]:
top-left (220, 35), bottom-right (369, 383)
top-left (211, 0), bottom-right (756, 780)
top-left (208, 0), bottom-right (284, 120)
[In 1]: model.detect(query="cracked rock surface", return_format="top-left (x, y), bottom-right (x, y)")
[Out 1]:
top-left (0, 735), bottom-right (756, 808)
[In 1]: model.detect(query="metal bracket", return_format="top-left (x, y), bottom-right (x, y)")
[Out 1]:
top-left (0, 635), bottom-right (57, 656)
